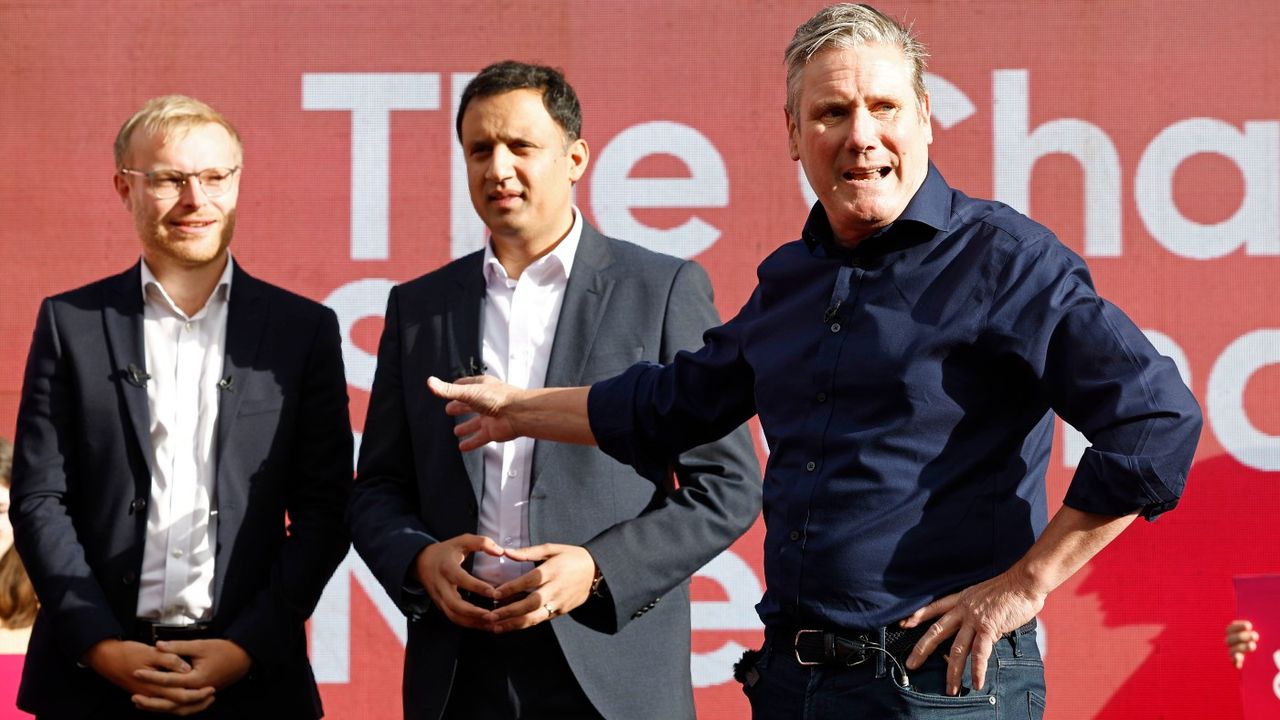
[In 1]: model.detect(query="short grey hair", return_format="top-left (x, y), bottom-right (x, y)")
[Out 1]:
top-left (784, 3), bottom-right (929, 115)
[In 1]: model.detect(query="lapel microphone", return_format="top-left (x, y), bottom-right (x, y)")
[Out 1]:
top-left (126, 363), bottom-right (151, 387)
top-left (217, 376), bottom-right (235, 393)
top-left (824, 265), bottom-right (854, 325)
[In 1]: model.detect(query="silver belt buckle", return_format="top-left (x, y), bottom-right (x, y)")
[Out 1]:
top-left (794, 629), bottom-right (823, 666)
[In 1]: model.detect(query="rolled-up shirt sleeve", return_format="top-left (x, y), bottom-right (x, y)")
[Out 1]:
top-left (987, 233), bottom-right (1202, 520)
top-left (589, 303), bottom-right (760, 469)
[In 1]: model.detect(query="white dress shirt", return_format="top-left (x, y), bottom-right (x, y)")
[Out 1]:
top-left (473, 210), bottom-right (583, 585)
top-left (135, 256), bottom-right (232, 624)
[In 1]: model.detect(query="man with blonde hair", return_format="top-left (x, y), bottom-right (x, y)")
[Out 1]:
top-left (11, 95), bottom-right (352, 718)
top-left (429, 4), bottom-right (1202, 717)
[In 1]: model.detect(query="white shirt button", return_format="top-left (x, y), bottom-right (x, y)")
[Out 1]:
top-left (172, 549), bottom-right (184, 558)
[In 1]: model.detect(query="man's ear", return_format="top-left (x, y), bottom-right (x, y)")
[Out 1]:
top-left (919, 91), bottom-right (933, 145)
top-left (567, 137), bottom-right (590, 184)
top-left (113, 171), bottom-right (133, 209)
top-left (786, 107), bottom-right (801, 161)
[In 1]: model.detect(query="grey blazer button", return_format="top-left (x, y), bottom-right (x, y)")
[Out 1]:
top-left (129, 497), bottom-right (147, 513)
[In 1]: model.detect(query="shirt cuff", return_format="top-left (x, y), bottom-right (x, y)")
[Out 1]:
top-left (1063, 446), bottom-right (1187, 521)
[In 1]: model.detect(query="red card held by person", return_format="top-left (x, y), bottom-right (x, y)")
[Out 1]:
top-left (1234, 575), bottom-right (1280, 719)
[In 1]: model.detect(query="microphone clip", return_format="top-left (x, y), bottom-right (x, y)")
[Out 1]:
top-left (125, 363), bottom-right (151, 388)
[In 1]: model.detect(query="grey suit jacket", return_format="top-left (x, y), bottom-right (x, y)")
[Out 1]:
top-left (10, 262), bottom-right (353, 719)
top-left (349, 223), bottom-right (762, 720)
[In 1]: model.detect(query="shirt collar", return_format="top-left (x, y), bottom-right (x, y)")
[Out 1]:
top-left (140, 253), bottom-right (234, 315)
top-left (482, 206), bottom-right (583, 285)
top-left (802, 162), bottom-right (953, 260)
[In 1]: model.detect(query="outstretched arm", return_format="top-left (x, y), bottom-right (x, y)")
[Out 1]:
top-left (427, 375), bottom-right (593, 450)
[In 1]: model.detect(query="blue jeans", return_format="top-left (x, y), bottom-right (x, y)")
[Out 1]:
top-left (743, 622), bottom-right (1045, 719)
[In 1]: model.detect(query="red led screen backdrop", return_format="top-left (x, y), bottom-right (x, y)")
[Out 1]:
top-left (2, 2), bottom-right (1278, 718)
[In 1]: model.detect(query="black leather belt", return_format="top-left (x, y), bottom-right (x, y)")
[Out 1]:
top-left (132, 620), bottom-right (215, 645)
top-left (767, 618), bottom-right (1037, 667)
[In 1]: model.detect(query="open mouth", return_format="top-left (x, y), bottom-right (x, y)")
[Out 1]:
top-left (843, 167), bottom-right (891, 182)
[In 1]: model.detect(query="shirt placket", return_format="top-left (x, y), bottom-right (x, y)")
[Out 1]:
top-left (159, 317), bottom-right (197, 619)
top-left (501, 277), bottom-right (533, 566)
top-left (782, 262), bottom-right (863, 611)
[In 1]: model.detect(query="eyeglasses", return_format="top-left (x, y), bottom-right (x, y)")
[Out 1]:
top-left (119, 166), bottom-right (240, 199)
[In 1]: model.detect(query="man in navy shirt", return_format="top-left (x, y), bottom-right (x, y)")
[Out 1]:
top-left (429, 4), bottom-right (1202, 716)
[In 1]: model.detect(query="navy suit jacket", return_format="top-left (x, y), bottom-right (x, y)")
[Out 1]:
top-left (10, 261), bottom-right (352, 718)
top-left (348, 224), bottom-right (762, 720)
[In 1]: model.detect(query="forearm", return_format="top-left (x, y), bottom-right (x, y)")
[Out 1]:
top-left (1009, 505), bottom-right (1137, 597)
top-left (509, 386), bottom-right (594, 445)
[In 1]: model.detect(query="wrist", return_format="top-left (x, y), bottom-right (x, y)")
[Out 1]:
top-left (1008, 557), bottom-right (1056, 599)
top-left (590, 566), bottom-right (608, 599)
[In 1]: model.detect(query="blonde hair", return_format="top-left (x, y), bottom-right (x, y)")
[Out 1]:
top-left (113, 95), bottom-right (243, 168)
top-left (0, 437), bottom-right (36, 629)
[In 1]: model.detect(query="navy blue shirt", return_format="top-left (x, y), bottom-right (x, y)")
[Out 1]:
top-left (588, 164), bottom-right (1202, 631)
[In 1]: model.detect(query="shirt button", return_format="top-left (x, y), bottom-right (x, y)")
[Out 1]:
top-left (184, 322), bottom-right (192, 330)
top-left (507, 469), bottom-right (517, 478)
top-left (788, 530), bottom-right (800, 541)
top-left (806, 461), bottom-right (816, 472)
top-left (503, 537), bottom-right (513, 545)
top-left (172, 549), bottom-right (184, 558)
top-left (829, 322), bottom-right (841, 333)
top-left (816, 392), bottom-right (827, 403)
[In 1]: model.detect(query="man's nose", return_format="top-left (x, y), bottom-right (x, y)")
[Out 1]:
top-left (485, 145), bottom-right (515, 181)
top-left (845, 108), bottom-right (879, 152)
top-left (177, 175), bottom-right (211, 207)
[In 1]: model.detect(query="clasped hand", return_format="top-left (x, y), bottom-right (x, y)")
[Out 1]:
top-left (415, 534), bottom-right (597, 633)
top-left (84, 636), bottom-right (250, 715)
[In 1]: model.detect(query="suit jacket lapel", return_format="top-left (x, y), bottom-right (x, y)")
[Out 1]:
top-left (534, 224), bottom-right (616, 486)
top-left (216, 263), bottom-right (268, 486)
top-left (446, 255), bottom-right (486, 502)
top-left (102, 263), bottom-right (152, 480)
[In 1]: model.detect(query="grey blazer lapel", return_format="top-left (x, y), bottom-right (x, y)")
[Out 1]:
top-left (544, 225), bottom-right (616, 388)
top-left (534, 225), bottom-right (616, 486)
top-left (446, 255), bottom-right (486, 502)
top-left (102, 263), bottom-right (152, 478)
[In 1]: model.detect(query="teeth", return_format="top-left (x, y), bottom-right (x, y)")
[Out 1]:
top-left (844, 168), bottom-right (887, 181)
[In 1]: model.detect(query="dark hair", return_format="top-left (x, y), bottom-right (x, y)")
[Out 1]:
top-left (455, 60), bottom-right (583, 142)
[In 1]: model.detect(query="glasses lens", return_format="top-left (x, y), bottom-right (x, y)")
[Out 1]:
top-left (149, 172), bottom-right (185, 199)
top-left (196, 168), bottom-right (236, 197)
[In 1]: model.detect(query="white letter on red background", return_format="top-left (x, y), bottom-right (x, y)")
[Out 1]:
top-left (591, 121), bottom-right (727, 259)
top-left (302, 73), bottom-right (441, 260)
top-left (1135, 118), bottom-right (1279, 260)
top-left (1209, 329), bottom-right (1280, 471)
top-left (993, 70), bottom-right (1122, 257)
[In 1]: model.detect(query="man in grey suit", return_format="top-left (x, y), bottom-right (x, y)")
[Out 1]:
top-left (347, 61), bottom-right (761, 720)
